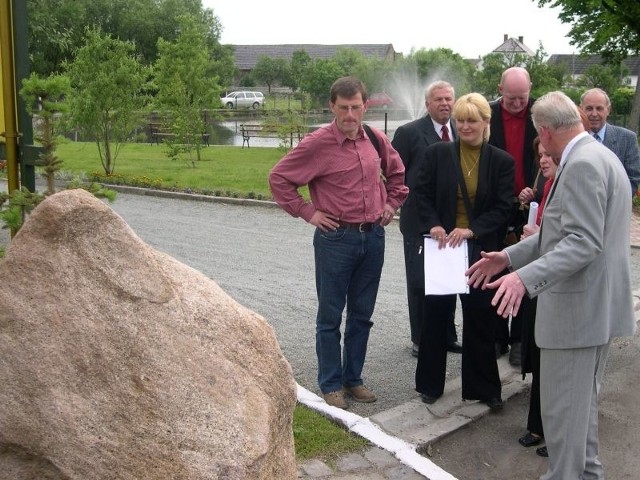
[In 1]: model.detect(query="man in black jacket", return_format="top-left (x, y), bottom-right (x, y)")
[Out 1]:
top-left (392, 80), bottom-right (462, 358)
top-left (488, 67), bottom-right (537, 366)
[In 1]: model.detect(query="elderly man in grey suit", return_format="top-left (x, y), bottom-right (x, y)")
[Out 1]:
top-left (467, 91), bottom-right (636, 480)
top-left (391, 80), bottom-right (461, 357)
top-left (581, 87), bottom-right (640, 195)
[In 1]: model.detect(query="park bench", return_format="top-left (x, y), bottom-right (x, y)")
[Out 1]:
top-left (149, 123), bottom-right (210, 147)
top-left (239, 123), bottom-right (306, 148)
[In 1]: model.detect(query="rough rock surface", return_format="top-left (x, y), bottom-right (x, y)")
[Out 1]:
top-left (0, 189), bottom-right (297, 479)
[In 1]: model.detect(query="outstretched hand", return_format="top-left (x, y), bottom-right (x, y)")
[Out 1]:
top-left (465, 250), bottom-right (509, 289)
top-left (489, 272), bottom-right (526, 318)
top-left (466, 250), bottom-right (526, 317)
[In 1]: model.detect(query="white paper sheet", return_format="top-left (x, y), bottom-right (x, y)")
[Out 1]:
top-left (527, 201), bottom-right (539, 227)
top-left (423, 236), bottom-right (470, 295)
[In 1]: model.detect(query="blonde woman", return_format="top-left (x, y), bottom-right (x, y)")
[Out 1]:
top-left (413, 93), bottom-right (514, 410)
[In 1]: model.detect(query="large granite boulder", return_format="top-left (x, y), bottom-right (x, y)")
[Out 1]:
top-left (0, 189), bottom-right (297, 479)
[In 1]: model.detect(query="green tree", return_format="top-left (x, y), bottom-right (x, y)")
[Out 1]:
top-left (408, 48), bottom-right (474, 95)
top-left (537, 0), bottom-right (640, 132)
top-left (65, 28), bottom-right (149, 174)
top-left (285, 50), bottom-right (312, 92)
top-left (154, 14), bottom-right (224, 166)
top-left (577, 63), bottom-right (630, 93)
top-left (253, 56), bottom-right (288, 93)
top-left (524, 44), bottom-right (566, 98)
top-left (472, 53), bottom-right (510, 99)
top-left (19, 73), bottom-right (71, 194)
top-left (611, 86), bottom-right (636, 115)
top-left (299, 59), bottom-right (345, 107)
top-left (27, 0), bottom-right (223, 76)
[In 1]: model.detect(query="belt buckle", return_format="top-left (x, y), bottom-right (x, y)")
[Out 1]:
top-left (358, 222), bottom-right (367, 232)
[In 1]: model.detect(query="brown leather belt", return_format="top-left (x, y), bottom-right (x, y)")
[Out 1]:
top-left (338, 222), bottom-right (377, 232)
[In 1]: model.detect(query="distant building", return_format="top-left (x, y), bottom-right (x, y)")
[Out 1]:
top-left (493, 34), bottom-right (536, 58)
top-left (547, 54), bottom-right (640, 88)
top-left (230, 44), bottom-right (399, 81)
top-left (472, 34), bottom-right (536, 70)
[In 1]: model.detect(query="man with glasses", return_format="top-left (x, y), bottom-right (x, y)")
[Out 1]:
top-left (269, 76), bottom-right (408, 409)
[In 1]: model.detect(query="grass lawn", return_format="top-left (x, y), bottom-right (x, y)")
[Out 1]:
top-left (55, 140), bottom-right (288, 200)
top-left (293, 404), bottom-right (369, 462)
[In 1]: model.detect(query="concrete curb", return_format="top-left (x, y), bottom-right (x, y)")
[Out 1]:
top-left (297, 384), bottom-right (457, 480)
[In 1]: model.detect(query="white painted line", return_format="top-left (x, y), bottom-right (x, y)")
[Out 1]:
top-left (296, 384), bottom-right (458, 480)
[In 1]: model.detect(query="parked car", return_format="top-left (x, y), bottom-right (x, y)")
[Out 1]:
top-left (367, 92), bottom-right (393, 108)
top-left (220, 91), bottom-right (265, 109)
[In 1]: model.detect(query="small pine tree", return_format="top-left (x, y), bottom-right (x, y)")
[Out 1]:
top-left (20, 73), bottom-right (71, 194)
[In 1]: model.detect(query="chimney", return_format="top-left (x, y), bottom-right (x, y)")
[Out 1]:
top-left (504, 34), bottom-right (508, 41)
top-left (518, 36), bottom-right (524, 43)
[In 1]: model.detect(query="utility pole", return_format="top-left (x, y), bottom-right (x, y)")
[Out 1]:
top-left (0, 0), bottom-right (39, 195)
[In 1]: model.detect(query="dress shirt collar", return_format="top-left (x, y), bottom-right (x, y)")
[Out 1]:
top-left (431, 118), bottom-right (453, 139)
top-left (591, 125), bottom-right (606, 141)
top-left (560, 131), bottom-right (590, 167)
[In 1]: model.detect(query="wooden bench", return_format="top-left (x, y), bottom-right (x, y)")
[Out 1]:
top-left (149, 123), bottom-right (210, 147)
top-left (240, 123), bottom-right (305, 148)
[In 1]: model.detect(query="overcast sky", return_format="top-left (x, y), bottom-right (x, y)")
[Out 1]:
top-left (203, 0), bottom-right (578, 59)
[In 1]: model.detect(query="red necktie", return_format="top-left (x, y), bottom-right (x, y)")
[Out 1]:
top-left (441, 125), bottom-right (451, 142)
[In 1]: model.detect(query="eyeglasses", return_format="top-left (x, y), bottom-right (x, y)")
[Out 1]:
top-left (334, 104), bottom-right (364, 113)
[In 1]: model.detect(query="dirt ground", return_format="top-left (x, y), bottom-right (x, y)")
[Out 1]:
top-left (425, 333), bottom-right (640, 480)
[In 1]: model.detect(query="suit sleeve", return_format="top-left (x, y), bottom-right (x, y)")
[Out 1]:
top-left (511, 157), bottom-right (606, 298)
top-left (413, 145), bottom-right (442, 233)
top-left (621, 130), bottom-right (640, 195)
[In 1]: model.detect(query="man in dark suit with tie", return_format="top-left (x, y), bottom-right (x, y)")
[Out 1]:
top-left (468, 91), bottom-right (636, 479)
top-left (580, 87), bottom-right (640, 195)
top-left (391, 80), bottom-right (461, 357)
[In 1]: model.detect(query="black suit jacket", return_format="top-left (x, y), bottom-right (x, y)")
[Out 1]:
top-left (414, 141), bottom-right (514, 253)
top-left (392, 116), bottom-right (457, 239)
top-left (488, 98), bottom-right (537, 191)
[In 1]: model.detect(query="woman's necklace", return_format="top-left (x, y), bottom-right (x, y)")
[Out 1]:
top-left (462, 155), bottom-right (480, 177)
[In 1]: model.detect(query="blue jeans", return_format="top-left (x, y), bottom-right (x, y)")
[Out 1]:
top-left (313, 225), bottom-right (385, 393)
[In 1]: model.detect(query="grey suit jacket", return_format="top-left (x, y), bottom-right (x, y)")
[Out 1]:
top-left (506, 135), bottom-right (636, 349)
top-left (602, 122), bottom-right (640, 194)
top-left (391, 116), bottom-right (456, 239)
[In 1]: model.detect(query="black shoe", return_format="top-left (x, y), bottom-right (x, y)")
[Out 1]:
top-left (420, 393), bottom-right (440, 404)
top-left (446, 341), bottom-right (463, 354)
top-left (536, 446), bottom-right (549, 457)
top-left (518, 432), bottom-right (543, 447)
top-left (411, 343), bottom-right (419, 358)
top-left (485, 397), bottom-right (504, 411)
top-left (495, 342), bottom-right (509, 359)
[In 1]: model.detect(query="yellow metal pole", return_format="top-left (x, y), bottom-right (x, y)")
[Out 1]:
top-left (0, 0), bottom-right (20, 193)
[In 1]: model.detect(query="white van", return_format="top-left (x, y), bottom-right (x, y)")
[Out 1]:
top-left (220, 91), bottom-right (265, 109)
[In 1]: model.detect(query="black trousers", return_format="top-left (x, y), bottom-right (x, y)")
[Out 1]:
top-left (415, 286), bottom-right (501, 400)
top-left (404, 236), bottom-right (457, 345)
top-left (520, 296), bottom-right (543, 436)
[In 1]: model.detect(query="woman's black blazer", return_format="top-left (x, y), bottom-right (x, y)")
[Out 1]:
top-left (414, 140), bottom-right (515, 253)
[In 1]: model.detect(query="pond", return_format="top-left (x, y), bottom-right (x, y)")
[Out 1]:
top-left (206, 109), bottom-right (413, 147)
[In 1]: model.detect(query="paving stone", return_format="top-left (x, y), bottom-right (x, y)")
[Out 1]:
top-left (335, 452), bottom-right (371, 472)
top-left (299, 458), bottom-right (334, 477)
top-left (385, 464), bottom-right (428, 479)
top-left (329, 474), bottom-right (387, 480)
top-left (363, 446), bottom-right (398, 467)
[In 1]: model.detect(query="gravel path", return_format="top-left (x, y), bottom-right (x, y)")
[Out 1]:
top-left (3, 184), bottom-right (640, 420)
